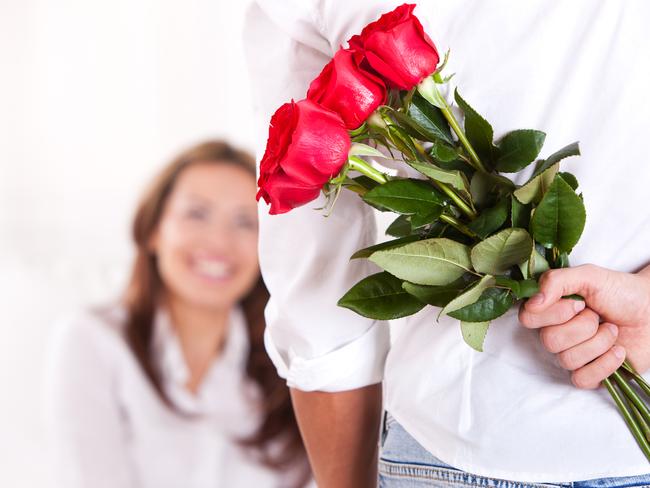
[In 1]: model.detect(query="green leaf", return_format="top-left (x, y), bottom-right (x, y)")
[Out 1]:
top-left (553, 251), bottom-right (571, 269)
top-left (460, 321), bottom-right (491, 352)
top-left (339, 178), bottom-right (367, 196)
top-left (369, 238), bottom-right (473, 286)
top-left (337, 272), bottom-right (426, 320)
top-left (386, 214), bottom-right (412, 238)
top-left (351, 235), bottom-right (421, 260)
top-left (429, 141), bottom-right (461, 163)
top-left (558, 171), bottom-right (579, 190)
top-left (471, 228), bottom-right (533, 275)
top-left (435, 158), bottom-right (474, 175)
top-left (513, 162), bottom-right (559, 204)
top-left (402, 277), bottom-right (470, 307)
top-left (441, 274), bottom-right (495, 317)
top-left (385, 108), bottom-right (438, 143)
top-left (531, 141), bottom-right (580, 178)
top-left (348, 142), bottom-right (386, 159)
top-left (408, 93), bottom-right (453, 145)
top-left (433, 224), bottom-right (475, 246)
top-left (494, 276), bottom-right (540, 299)
top-left (495, 130), bottom-right (546, 173)
top-left (454, 89), bottom-right (495, 164)
top-left (349, 175), bottom-right (380, 192)
top-left (519, 246), bottom-right (550, 280)
top-left (530, 174), bottom-right (586, 252)
top-left (470, 171), bottom-right (515, 208)
top-left (448, 287), bottom-right (514, 321)
top-left (410, 206), bottom-right (443, 229)
top-left (467, 197), bottom-right (509, 239)
top-left (510, 195), bottom-right (531, 229)
top-left (362, 179), bottom-right (445, 215)
top-left (387, 124), bottom-right (419, 160)
top-left (422, 221), bottom-right (448, 239)
top-left (407, 160), bottom-right (472, 201)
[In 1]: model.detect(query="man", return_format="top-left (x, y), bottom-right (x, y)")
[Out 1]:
top-left (244, 1), bottom-right (650, 486)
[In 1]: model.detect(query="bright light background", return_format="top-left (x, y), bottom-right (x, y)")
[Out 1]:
top-left (0, 1), bottom-right (256, 485)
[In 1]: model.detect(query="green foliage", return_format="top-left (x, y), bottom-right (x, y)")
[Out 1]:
top-left (338, 272), bottom-right (426, 320)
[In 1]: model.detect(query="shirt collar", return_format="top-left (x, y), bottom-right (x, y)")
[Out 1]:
top-left (151, 303), bottom-right (251, 414)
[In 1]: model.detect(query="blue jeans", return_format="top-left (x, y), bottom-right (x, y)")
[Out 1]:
top-left (378, 411), bottom-right (650, 488)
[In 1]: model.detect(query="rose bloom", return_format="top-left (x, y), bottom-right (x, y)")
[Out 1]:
top-left (307, 48), bottom-right (386, 130)
top-left (349, 3), bottom-right (439, 90)
top-left (257, 99), bottom-right (351, 214)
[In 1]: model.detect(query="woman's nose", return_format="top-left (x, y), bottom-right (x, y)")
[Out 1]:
top-left (203, 219), bottom-right (237, 250)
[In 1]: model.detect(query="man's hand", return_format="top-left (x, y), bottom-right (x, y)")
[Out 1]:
top-left (519, 263), bottom-right (650, 389)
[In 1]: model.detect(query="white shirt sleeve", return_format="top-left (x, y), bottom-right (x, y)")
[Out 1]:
top-left (43, 312), bottom-right (136, 488)
top-left (243, 0), bottom-right (400, 392)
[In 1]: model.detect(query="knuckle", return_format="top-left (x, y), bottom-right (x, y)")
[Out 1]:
top-left (595, 353), bottom-right (619, 381)
top-left (582, 311), bottom-right (600, 336)
top-left (518, 308), bottom-right (534, 328)
top-left (580, 263), bottom-right (598, 275)
top-left (571, 370), bottom-right (598, 390)
top-left (577, 321), bottom-right (598, 343)
top-left (540, 328), bottom-right (561, 353)
top-left (558, 301), bottom-right (579, 323)
top-left (581, 263), bottom-right (606, 298)
top-left (597, 324), bottom-right (618, 348)
top-left (557, 350), bottom-right (574, 370)
top-left (540, 269), bottom-right (560, 288)
top-left (575, 349), bottom-right (621, 391)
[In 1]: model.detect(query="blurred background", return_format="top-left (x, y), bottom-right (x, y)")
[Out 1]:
top-left (0, 1), bottom-right (256, 485)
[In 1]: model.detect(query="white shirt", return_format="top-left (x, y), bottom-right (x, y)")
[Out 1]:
top-left (244, 0), bottom-right (650, 482)
top-left (44, 302), bottom-right (312, 488)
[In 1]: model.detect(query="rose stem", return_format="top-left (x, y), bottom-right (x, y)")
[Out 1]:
top-left (386, 125), bottom-right (477, 221)
top-left (604, 377), bottom-right (650, 461)
top-left (612, 370), bottom-right (650, 426)
top-left (630, 401), bottom-right (650, 442)
top-left (439, 214), bottom-right (479, 240)
top-left (437, 182), bottom-right (476, 220)
top-left (418, 73), bottom-right (488, 173)
top-left (621, 361), bottom-right (650, 398)
top-left (410, 140), bottom-right (477, 220)
top-left (347, 156), bottom-right (389, 184)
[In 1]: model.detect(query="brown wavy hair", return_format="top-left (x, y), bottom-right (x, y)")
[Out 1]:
top-left (120, 140), bottom-right (310, 486)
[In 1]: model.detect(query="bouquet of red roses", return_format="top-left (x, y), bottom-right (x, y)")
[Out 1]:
top-left (256, 3), bottom-right (650, 461)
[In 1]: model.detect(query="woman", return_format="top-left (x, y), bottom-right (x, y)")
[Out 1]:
top-left (45, 141), bottom-right (312, 488)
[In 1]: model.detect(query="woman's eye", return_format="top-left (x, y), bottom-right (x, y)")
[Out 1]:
top-left (187, 208), bottom-right (208, 220)
top-left (234, 215), bottom-right (257, 230)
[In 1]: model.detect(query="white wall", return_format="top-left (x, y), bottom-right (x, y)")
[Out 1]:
top-left (0, 1), bottom-right (255, 485)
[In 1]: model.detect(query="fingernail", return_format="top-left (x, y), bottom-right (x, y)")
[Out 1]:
top-left (528, 293), bottom-right (545, 306)
top-left (612, 345), bottom-right (625, 359)
top-left (607, 323), bottom-right (618, 337)
top-left (573, 300), bottom-right (586, 313)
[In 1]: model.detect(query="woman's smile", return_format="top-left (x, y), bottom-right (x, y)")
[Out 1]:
top-left (191, 255), bottom-right (235, 284)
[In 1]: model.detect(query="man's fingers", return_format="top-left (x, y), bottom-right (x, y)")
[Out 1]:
top-left (519, 297), bottom-right (586, 329)
top-left (538, 308), bottom-right (600, 353)
top-left (525, 264), bottom-right (603, 313)
top-left (571, 343), bottom-right (626, 390)
top-left (557, 322), bottom-right (619, 371)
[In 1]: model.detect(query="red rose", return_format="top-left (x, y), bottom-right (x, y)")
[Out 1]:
top-left (349, 4), bottom-right (439, 90)
top-left (257, 99), bottom-right (351, 214)
top-left (256, 172), bottom-right (322, 215)
top-left (307, 48), bottom-right (387, 130)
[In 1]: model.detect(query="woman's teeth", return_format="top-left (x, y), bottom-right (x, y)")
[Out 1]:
top-left (194, 259), bottom-right (232, 280)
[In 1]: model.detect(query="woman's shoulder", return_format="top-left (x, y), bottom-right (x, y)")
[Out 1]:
top-left (49, 301), bottom-right (130, 363)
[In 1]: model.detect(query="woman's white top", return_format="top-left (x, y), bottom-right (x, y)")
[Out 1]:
top-left (244, 0), bottom-right (650, 482)
top-left (44, 302), bottom-right (311, 488)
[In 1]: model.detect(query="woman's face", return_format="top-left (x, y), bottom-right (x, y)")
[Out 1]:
top-left (149, 161), bottom-right (259, 311)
